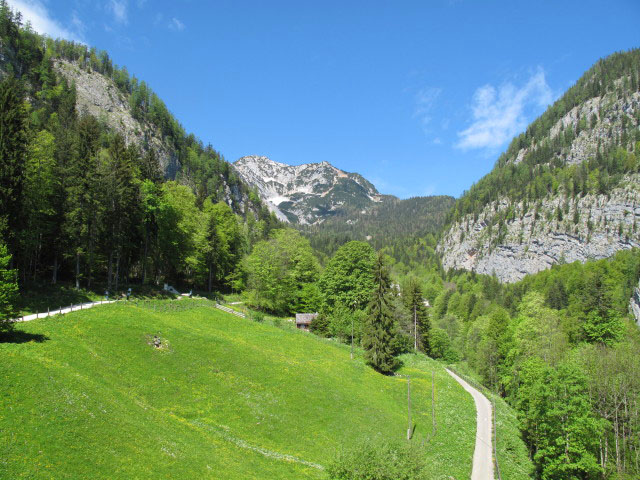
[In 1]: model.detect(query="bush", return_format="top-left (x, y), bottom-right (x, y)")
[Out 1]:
top-left (0, 242), bottom-right (18, 333)
top-left (327, 438), bottom-right (430, 480)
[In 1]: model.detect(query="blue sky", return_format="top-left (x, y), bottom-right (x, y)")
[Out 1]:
top-left (9, 0), bottom-right (640, 198)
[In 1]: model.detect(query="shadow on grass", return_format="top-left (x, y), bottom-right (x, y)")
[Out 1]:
top-left (17, 283), bottom-right (97, 315)
top-left (0, 329), bottom-right (49, 344)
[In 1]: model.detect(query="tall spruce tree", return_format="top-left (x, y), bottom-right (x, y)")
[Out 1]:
top-left (403, 276), bottom-right (431, 354)
top-left (362, 252), bottom-right (397, 374)
top-left (0, 76), bottom-right (28, 257)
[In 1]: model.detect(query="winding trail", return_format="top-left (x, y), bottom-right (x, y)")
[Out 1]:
top-left (446, 368), bottom-right (495, 480)
top-left (13, 300), bottom-right (116, 323)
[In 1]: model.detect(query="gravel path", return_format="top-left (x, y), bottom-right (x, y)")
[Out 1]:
top-left (446, 368), bottom-right (495, 480)
top-left (13, 300), bottom-right (116, 323)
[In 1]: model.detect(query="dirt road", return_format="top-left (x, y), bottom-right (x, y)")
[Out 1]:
top-left (446, 369), bottom-right (495, 480)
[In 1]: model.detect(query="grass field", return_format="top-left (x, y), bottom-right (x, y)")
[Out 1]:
top-left (2, 299), bottom-right (482, 479)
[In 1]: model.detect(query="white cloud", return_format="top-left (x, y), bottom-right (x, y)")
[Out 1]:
top-left (456, 68), bottom-right (552, 151)
top-left (107, 0), bottom-right (128, 24)
top-left (414, 86), bottom-right (441, 131)
top-left (168, 17), bottom-right (185, 31)
top-left (7, 0), bottom-right (83, 41)
top-left (71, 11), bottom-right (86, 35)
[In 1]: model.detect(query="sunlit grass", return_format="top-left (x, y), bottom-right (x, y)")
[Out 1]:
top-left (1, 299), bottom-right (479, 479)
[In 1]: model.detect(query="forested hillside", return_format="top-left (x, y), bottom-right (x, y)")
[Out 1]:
top-left (440, 49), bottom-right (640, 281)
top-left (302, 195), bottom-right (455, 269)
top-left (422, 249), bottom-right (640, 479)
top-left (0, 2), bottom-right (279, 295)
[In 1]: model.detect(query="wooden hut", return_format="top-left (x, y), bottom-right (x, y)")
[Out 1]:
top-left (295, 313), bottom-right (318, 331)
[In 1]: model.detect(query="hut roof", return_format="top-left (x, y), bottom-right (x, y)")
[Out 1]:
top-left (295, 313), bottom-right (318, 324)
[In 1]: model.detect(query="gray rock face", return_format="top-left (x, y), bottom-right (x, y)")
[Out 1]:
top-left (439, 175), bottom-right (640, 282)
top-left (233, 155), bottom-right (385, 224)
top-left (631, 279), bottom-right (640, 325)
top-left (440, 72), bottom-right (640, 283)
top-left (53, 59), bottom-right (179, 178)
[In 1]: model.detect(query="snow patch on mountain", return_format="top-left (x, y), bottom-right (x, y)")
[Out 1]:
top-left (233, 155), bottom-right (385, 224)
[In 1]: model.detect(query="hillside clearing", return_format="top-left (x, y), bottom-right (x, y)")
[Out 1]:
top-left (1, 300), bottom-right (478, 479)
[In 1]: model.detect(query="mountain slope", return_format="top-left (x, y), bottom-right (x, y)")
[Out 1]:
top-left (45, 42), bottom-right (268, 218)
top-left (234, 156), bottom-right (388, 224)
top-left (302, 195), bottom-right (455, 266)
top-left (440, 49), bottom-right (640, 282)
top-left (0, 301), bottom-right (493, 479)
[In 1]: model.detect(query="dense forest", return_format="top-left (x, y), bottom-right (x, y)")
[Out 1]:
top-left (301, 195), bottom-right (455, 270)
top-left (420, 250), bottom-right (640, 479)
top-left (0, 1), bottom-right (279, 298)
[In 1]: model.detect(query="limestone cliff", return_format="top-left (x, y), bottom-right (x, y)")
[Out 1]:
top-left (439, 50), bottom-right (640, 282)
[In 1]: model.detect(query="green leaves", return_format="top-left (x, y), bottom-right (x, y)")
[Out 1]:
top-left (318, 241), bottom-right (375, 312)
top-left (0, 240), bottom-right (17, 331)
top-left (245, 229), bottom-right (320, 315)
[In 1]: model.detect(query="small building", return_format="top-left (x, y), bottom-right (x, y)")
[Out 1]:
top-left (295, 313), bottom-right (318, 331)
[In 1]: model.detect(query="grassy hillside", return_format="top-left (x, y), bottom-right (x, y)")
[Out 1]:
top-left (1, 299), bottom-right (484, 479)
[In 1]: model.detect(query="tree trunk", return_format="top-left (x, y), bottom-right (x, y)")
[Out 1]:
top-left (87, 234), bottom-right (93, 288)
top-left (107, 250), bottom-right (113, 291)
top-left (142, 228), bottom-right (149, 285)
top-left (52, 254), bottom-right (58, 284)
top-left (75, 250), bottom-right (81, 289)
top-left (208, 262), bottom-right (213, 293)
top-left (114, 250), bottom-right (120, 293)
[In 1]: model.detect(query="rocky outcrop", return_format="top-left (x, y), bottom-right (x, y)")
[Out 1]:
top-left (440, 58), bottom-right (640, 283)
top-left (631, 278), bottom-right (640, 325)
top-left (233, 156), bottom-right (386, 224)
top-left (53, 59), bottom-right (179, 178)
top-left (440, 175), bottom-right (640, 282)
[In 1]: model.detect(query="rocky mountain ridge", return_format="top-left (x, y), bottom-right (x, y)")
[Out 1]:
top-left (440, 50), bottom-right (640, 282)
top-left (233, 155), bottom-right (387, 224)
top-left (440, 175), bottom-right (640, 282)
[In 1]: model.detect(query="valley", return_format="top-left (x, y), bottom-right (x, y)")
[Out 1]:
top-left (0, 2), bottom-right (639, 479)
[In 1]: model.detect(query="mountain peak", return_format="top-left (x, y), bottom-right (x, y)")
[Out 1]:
top-left (233, 156), bottom-right (386, 224)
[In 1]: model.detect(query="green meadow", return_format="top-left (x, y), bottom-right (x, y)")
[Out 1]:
top-left (1, 299), bottom-right (479, 479)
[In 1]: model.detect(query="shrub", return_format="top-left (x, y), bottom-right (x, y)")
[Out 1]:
top-left (327, 438), bottom-right (430, 480)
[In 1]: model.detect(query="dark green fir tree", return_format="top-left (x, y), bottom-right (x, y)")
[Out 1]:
top-left (362, 252), bottom-right (397, 374)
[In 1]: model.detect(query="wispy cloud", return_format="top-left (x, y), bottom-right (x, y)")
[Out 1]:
top-left (7, 0), bottom-right (83, 41)
top-left (71, 11), bottom-right (86, 36)
top-left (414, 86), bottom-right (442, 132)
top-left (168, 17), bottom-right (185, 32)
top-left (107, 0), bottom-right (128, 24)
top-left (456, 68), bottom-right (552, 151)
